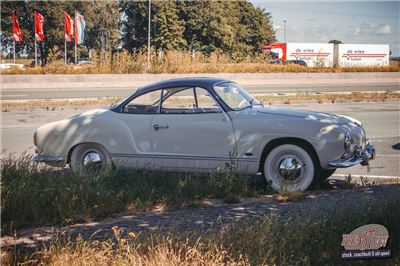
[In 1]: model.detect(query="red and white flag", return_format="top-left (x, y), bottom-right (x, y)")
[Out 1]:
top-left (34, 12), bottom-right (45, 41)
top-left (75, 12), bottom-right (85, 44)
top-left (64, 12), bottom-right (74, 42)
top-left (12, 12), bottom-right (22, 42)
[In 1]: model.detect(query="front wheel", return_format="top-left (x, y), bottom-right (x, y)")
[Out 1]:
top-left (70, 143), bottom-right (112, 176)
top-left (263, 144), bottom-right (318, 192)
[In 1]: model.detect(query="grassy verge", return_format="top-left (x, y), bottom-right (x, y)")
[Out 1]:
top-left (4, 187), bottom-right (399, 265)
top-left (257, 91), bottom-right (400, 105)
top-left (2, 91), bottom-right (399, 112)
top-left (0, 155), bottom-right (270, 232)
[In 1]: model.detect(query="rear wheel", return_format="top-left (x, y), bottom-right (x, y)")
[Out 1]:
top-left (263, 144), bottom-right (318, 192)
top-left (70, 143), bottom-right (112, 176)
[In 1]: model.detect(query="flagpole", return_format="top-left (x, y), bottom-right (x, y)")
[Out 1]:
top-left (35, 38), bottom-right (37, 67)
top-left (34, 12), bottom-right (37, 67)
top-left (74, 10), bottom-right (77, 65)
top-left (35, 36), bottom-right (37, 67)
top-left (147, 0), bottom-right (151, 70)
top-left (65, 39), bottom-right (67, 64)
top-left (13, 41), bottom-right (16, 64)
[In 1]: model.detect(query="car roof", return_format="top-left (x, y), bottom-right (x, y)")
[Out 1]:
top-left (137, 77), bottom-right (232, 94)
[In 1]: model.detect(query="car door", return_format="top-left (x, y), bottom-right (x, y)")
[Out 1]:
top-left (113, 89), bottom-right (161, 169)
top-left (151, 87), bottom-right (236, 171)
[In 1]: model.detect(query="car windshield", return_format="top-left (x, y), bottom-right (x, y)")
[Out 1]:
top-left (213, 83), bottom-right (261, 110)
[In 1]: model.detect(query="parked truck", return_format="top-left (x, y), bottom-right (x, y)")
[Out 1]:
top-left (263, 43), bottom-right (389, 67)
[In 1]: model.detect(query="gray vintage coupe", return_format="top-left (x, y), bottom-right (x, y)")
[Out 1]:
top-left (33, 77), bottom-right (375, 191)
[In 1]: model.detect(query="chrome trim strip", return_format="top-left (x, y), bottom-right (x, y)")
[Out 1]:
top-left (110, 153), bottom-right (259, 162)
top-left (32, 155), bottom-right (65, 162)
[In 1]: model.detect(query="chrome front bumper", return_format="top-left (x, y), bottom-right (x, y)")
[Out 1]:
top-left (328, 139), bottom-right (375, 168)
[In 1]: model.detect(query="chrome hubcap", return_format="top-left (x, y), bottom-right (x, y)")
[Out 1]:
top-left (278, 157), bottom-right (302, 181)
top-left (83, 151), bottom-right (102, 170)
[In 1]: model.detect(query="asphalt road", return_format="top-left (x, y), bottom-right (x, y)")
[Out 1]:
top-left (1, 101), bottom-right (399, 177)
top-left (1, 83), bottom-right (399, 100)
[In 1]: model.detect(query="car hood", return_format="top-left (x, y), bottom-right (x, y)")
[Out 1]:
top-left (254, 106), bottom-right (356, 125)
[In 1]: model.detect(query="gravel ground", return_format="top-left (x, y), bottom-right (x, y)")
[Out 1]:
top-left (2, 182), bottom-right (399, 250)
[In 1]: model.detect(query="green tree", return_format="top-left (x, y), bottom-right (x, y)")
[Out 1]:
top-left (119, 1), bottom-right (149, 52)
top-left (153, 0), bottom-right (186, 50)
top-left (176, 1), bottom-right (274, 57)
top-left (328, 40), bottom-right (343, 44)
top-left (78, 1), bottom-right (120, 52)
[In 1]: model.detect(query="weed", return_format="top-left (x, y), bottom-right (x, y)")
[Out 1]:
top-left (1, 155), bottom-right (269, 232)
top-left (344, 174), bottom-right (356, 188)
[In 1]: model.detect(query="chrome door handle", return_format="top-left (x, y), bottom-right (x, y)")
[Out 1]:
top-left (153, 124), bottom-right (169, 130)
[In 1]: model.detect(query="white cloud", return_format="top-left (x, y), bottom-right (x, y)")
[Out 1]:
top-left (347, 23), bottom-right (392, 36)
top-left (352, 26), bottom-right (361, 36)
top-left (375, 24), bottom-right (391, 35)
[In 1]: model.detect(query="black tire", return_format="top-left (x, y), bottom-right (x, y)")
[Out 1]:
top-left (319, 169), bottom-right (336, 179)
top-left (70, 143), bottom-right (112, 176)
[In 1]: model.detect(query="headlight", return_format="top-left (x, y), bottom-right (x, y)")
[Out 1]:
top-left (344, 131), bottom-right (353, 150)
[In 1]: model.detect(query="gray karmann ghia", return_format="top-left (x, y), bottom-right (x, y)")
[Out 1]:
top-left (33, 77), bottom-right (375, 192)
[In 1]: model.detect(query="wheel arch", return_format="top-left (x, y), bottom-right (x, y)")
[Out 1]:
top-left (258, 137), bottom-right (321, 172)
top-left (66, 142), bottom-right (110, 164)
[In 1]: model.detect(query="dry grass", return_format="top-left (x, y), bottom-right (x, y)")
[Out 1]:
top-left (1, 97), bottom-right (120, 112)
top-left (3, 229), bottom-right (249, 266)
top-left (274, 191), bottom-right (306, 202)
top-left (2, 49), bottom-right (399, 74)
top-left (257, 91), bottom-right (400, 104)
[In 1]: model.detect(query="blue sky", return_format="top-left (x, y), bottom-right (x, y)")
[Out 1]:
top-left (251, 1), bottom-right (399, 56)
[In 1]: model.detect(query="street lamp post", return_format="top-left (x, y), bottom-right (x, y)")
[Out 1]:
top-left (147, 0), bottom-right (151, 70)
top-left (283, 19), bottom-right (287, 43)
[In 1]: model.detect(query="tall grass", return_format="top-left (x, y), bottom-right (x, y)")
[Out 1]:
top-left (1, 154), bottom-right (268, 232)
top-left (4, 186), bottom-right (399, 265)
top-left (2, 49), bottom-right (399, 74)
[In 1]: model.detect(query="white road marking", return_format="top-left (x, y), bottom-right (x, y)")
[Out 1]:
top-left (333, 174), bottom-right (400, 179)
top-left (376, 154), bottom-right (400, 158)
top-left (0, 94), bottom-right (28, 97)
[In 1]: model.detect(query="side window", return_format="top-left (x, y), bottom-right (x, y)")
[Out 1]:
top-left (161, 87), bottom-right (221, 114)
top-left (195, 87), bottom-right (221, 113)
top-left (123, 90), bottom-right (161, 114)
top-left (162, 88), bottom-right (196, 112)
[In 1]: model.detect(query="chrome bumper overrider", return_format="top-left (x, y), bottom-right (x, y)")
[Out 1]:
top-left (328, 139), bottom-right (375, 168)
top-left (32, 155), bottom-right (65, 163)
